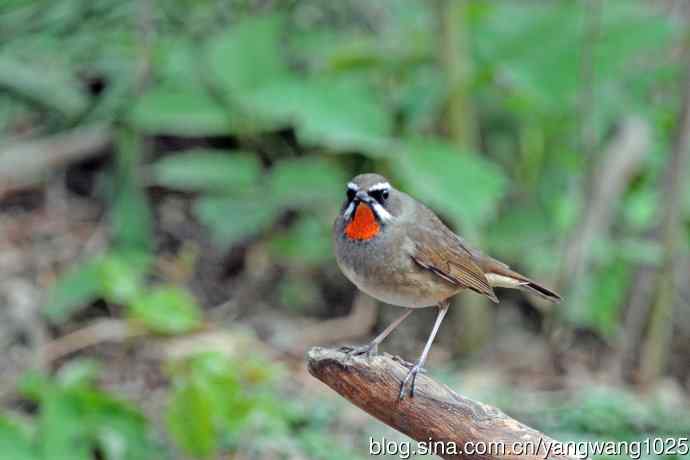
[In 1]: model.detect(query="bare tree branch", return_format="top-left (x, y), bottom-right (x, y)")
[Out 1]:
top-left (640, 19), bottom-right (690, 382)
top-left (308, 347), bottom-right (578, 460)
top-left (561, 116), bottom-right (651, 287)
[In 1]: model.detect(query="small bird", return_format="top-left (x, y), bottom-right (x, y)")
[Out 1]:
top-left (333, 173), bottom-right (561, 399)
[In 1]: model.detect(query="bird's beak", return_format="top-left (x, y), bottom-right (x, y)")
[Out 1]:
top-left (355, 191), bottom-right (370, 203)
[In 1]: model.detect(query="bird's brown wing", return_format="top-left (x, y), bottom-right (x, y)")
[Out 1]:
top-left (409, 226), bottom-right (498, 303)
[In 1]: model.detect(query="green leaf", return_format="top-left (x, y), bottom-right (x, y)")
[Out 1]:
top-left (475, 2), bottom-right (583, 109)
top-left (251, 77), bottom-right (393, 155)
top-left (24, 371), bottom-right (156, 460)
top-left (624, 186), bottom-right (658, 231)
top-left (129, 85), bottom-right (231, 136)
top-left (82, 390), bottom-right (155, 460)
top-left (269, 157), bottom-right (348, 209)
top-left (195, 196), bottom-right (278, 247)
top-left (43, 257), bottom-right (103, 324)
top-left (129, 286), bottom-right (202, 335)
top-left (0, 415), bottom-right (36, 460)
top-left (99, 252), bottom-right (149, 305)
top-left (152, 150), bottom-right (262, 192)
top-left (487, 205), bottom-right (557, 272)
top-left (186, 354), bottom-right (252, 431)
top-left (393, 138), bottom-right (507, 232)
top-left (583, 260), bottom-right (631, 335)
top-left (0, 55), bottom-right (88, 119)
top-left (37, 390), bottom-right (92, 460)
top-left (166, 353), bottom-right (261, 457)
top-left (208, 14), bottom-right (288, 94)
top-left (167, 381), bottom-right (217, 459)
top-left (269, 215), bottom-right (333, 267)
top-left (397, 66), bottom-right (446, 133)
top-left (56, 359), bottom-right (101, 389)
top-left (153, 37), bottom-right (202, 87)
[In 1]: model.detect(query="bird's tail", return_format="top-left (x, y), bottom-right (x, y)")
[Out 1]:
top-left (481, 257), bottom-right (562, 303)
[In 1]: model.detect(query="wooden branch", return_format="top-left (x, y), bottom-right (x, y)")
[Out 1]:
top-left (308, 347), bottom-right (578, 460)
top-left (0, 124), bottom-right (111, 195)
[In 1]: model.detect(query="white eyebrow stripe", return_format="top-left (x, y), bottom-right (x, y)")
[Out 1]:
top-left (368, 182), bottom-right (391, 192)
top-left (347, 182), bottom-right (359, 191)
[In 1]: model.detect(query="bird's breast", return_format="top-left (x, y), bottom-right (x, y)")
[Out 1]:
top-left (334, 232), bottom-right (457, 308)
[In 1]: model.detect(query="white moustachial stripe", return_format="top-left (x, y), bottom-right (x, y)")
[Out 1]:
top-left (371, 201), bottom-right (393, 222)
top-left (368, 182), bottom-right (391, 192)
top-left (343, 201), bottom-right (356, 220)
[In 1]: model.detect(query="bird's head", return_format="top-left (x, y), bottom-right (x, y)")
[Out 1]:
top-left (340, 173), bottom-right (399, 241)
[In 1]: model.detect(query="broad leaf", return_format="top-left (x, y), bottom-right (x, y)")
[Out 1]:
top-left (251, 77), bottom-right (393, 155)
top-left (56, 359), bottom-right (101, 389)
top-left (99, 252), bottom-right (150, 305)
top-left (129, 286), bottom-right (202, 335)
top-left (194, 196), bottom-right (278, 247)
top-left (393, 138), bottom-right (507, 233)
top-left (167, 381), bottom-right (216, 459)
top-left (37, 390), bottom-right (92, 460)
top-left (166, 353), bottom-right (260, 458)
top-left (43, 257), bottom-right (103, 324)
top-left (269, 215), bottom-right (333, 267)
top-left (581, 260), bottom-right (631, 335)
top-left (208, 14), bottom-right (288, 94)
top-left (269, 157), bottom-right (347, 209)
top-left (130, 85), bottom-right (231, 136)
top-left (0, 55), bottom-right (88, 119)
top-left (20, 370), bottom-right (157, 460)
top-left (0, 416), bottom-right (35, 460)
top-left (152, 150), bottom-right (262, 192)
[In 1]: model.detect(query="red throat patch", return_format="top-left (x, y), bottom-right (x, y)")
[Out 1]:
top-left (345, 203), bottom-right (380, 241)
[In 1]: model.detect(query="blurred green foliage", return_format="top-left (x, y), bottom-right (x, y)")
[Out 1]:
top-left (481, 384), bottom-right (690, 460)
top-left (2, 0), bottom-right (690, 458)
top-left (1, 361), bottom-right (159, 460)
top-left (165, 352), bottom-right (274, 458)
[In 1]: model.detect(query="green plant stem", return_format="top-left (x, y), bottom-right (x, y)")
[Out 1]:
top-left (436, 0), bottom-right (489, 353)
top-left (439, 0), bottom-right (477, 147)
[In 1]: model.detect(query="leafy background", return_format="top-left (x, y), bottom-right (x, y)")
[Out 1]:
top-left (1, 0), bottom-right (690, 458)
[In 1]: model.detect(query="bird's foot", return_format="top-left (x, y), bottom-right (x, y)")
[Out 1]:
top-left (398, 363), bottom-right (423, 400)
top-left (391, 355), bottom-right (418, 370)
top-left (340, 342), bottom-right (378, 359)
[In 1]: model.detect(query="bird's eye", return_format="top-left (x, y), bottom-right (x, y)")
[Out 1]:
top-left (369, 189), bottom-right (389, 202)
top-left (346, 188), bottom-right (356, 201)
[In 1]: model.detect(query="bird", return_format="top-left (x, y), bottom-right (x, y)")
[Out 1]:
top-left (333, 173), bottom-right (561, 399)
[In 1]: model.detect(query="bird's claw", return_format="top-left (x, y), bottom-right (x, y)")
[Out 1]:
top-left (398, 363), bottom-right (423, 400)
top-left (391, 355), bottom-right (419, 371)
top-left (340, 342), bottom-right (378, 359)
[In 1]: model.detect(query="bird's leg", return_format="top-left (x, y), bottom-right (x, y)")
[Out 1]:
top-left (343, 308), bottom-right (413, 358)
top-left (399, 302), bottom-right (449, 400)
